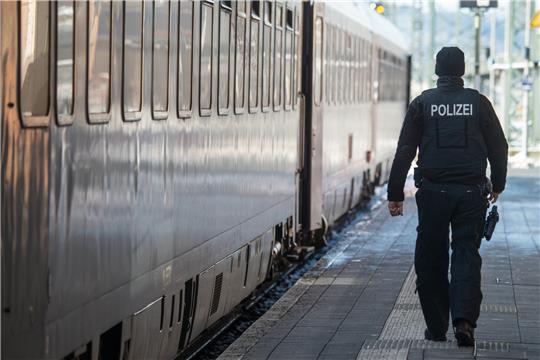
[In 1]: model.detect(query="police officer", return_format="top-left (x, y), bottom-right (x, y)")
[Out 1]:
top-left (387, 47), bottom-right (508, 346)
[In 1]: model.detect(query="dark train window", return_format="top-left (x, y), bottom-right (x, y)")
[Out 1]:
top-left (56, 1), bottom-right (74, 123)
top-left (218, 2), bottom-right (232, 113)
top-left (264, 1), bottom-right (272, 24)
top-left (200, 2), bottom-right (213, 114)
top-left (314, 16), bottom-right (323, 106)
top-left (20, 0), bottom-right (50, 123)
top-left (261, 1), bottom-right (272, 110)
top-left (152, 0), bottom-right (170, 118)
top-left (273, 4), bottom-right (283, 110)
top-left (88, 1), bottom-right (112, 119)
top-left (235, 4), bottom-right (247, 113)
top-left (123, 1), bottom-right (144, 119)
top-left (249, 2), bottom-right (260, 113)
top-left (178, 1), bottom-right (193, 117)
top-left (251, 0), bottom-right (260, 17)
top-left (284, 7), bottom-right (293, 109)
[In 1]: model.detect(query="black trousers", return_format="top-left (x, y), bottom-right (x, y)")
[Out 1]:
top-left (414, 180), bottom-right (488, 336)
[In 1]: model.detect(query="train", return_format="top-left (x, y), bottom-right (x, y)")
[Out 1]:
top-left (1, 1), bottom-right (409, 359)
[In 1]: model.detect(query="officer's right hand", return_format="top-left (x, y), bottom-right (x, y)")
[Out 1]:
top-left (388, 201), bottom-right (404, 216)
top-left (488, 192), bottom-right (501, 204)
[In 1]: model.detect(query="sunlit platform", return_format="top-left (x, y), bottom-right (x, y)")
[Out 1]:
top-left (218, 171), bottom-right (540, 360)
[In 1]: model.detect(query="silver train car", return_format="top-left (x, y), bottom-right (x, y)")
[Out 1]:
top-left (1, 1), bottom-right (409, 359)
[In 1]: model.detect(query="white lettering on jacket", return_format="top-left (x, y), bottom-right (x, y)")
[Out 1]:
top-left (430, 104), bottom-right (473, 117)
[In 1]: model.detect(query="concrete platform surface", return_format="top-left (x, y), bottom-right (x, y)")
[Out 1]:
top-left (218, 174), bottom-right (540, 360)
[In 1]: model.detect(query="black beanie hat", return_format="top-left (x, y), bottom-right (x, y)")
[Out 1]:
top-left (435, 47), bottom-right (465, 77)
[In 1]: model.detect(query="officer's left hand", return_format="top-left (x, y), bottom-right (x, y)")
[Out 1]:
top-left (388, 201), bottom-right (403, 216)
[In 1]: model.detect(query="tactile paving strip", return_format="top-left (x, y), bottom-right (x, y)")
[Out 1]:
top-left (363, 266), bottom-right (523, 358)
top-left (378, 267), bottom-right (425, 340)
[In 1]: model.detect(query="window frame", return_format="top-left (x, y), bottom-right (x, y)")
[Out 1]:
top-left (261, 0), bottom-right (272, 112)
top-left (283, 6), bottom-right (293, 111)
top-left (177, 0), bottom-right (194, 119)
top-left (18, 0), bottom-right (51, 127)
top-left (151, 0), bottom-right (171, 120)
top-left (55, 0), bottom-right (75, 126)
top-left (218, 0), bottom-right (232, 115)
top-left (272, 3), bottom-right (283, 111)
top-left (121, 0), bottom-right (145, 122)
top-left (86, 0), bottom-right (113, 124)
top-left (248, 1), bottom-right (260, 114)
top-left (234, 2), bottom-right (247, 114)
top-left (313, 16), bottom-right (323, 107)
top-left (199, 1), bottom-right (214, 117)
top-left (293, 9), bottom-right (300, 109)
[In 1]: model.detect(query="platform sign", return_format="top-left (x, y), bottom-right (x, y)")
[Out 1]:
top-left (460, 0), bottom-right (498, 8)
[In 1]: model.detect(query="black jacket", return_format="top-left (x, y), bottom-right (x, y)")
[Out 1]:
top-left (387, 77), bottom-right (508, 202)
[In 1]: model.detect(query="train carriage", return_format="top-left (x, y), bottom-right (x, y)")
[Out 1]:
top-left (1, 1), bottom-right (408, 359)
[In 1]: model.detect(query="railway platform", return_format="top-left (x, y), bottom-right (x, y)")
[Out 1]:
top-left (218, 171), bottom-right (540, 360)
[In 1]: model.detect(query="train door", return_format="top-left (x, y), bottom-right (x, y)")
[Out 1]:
top-left (298, 2), bottom-right (325, 245)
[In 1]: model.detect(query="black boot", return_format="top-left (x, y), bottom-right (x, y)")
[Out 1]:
top-left (424, 328), bottom-right (447, 342)
top-left (454, 319), bottom-right (475, 347)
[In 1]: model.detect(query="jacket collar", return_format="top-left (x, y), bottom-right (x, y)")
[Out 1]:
top-left (436, 76), bottom-right (464, 88)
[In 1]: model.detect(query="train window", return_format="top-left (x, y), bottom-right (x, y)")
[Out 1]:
top-left (20, 0), bottom-right (50, 124)
top-left (360, 39), bottom-right (365, 102)
top-left (249, 1), bottom-right (260, 113)
top-left (178, 1), bottom-right (193, 117)
top-left (248, 2), bottom-right (260, 112)
top-left (218, 2), bottom-right (232, 114)
top-left (366, 42), bottom-right (372, 101)
top-left (356, 38), bottom-right (362, 103)
top-left (88, 1), bottom-right (112, 120)
top-left (331, 26), bottom-right (336, 104)
top-left (251, 0), bottom-right (260, 18)
top-left (338, 30), bottom-right (344, 104)
top-left (324, 25), bottom-right (330, 105)
top-left (264, 1), bottom-right (272, 24)
top-left (352, 37), bottom-right (357, 104)
top-left (293, 11), bottom-right (300, 108)
top-left (152, 0), bottom-right (170, 119)
top-left (313, 16), bottom-right (323, 106)
top-left (261, 1), bottom-right (272, 110)
top-left (273, 4), bottom-right (283, 110)
top-left (284, 7), bottom-right (293, 110)
top-left (235, 4), bottom-right (247, 113)
top-left (200, 2), bottom-right (213, 114)
top-left (347, 34), bottom-right (352, 104)
top-left (56, 1), bottom-right (74, 124)
top-left (123, 1), bottom-right (144, 119)
top-left (363, 39), bottom-right (368, 102)
top-left (363, 44), bottom-right (367, 102)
